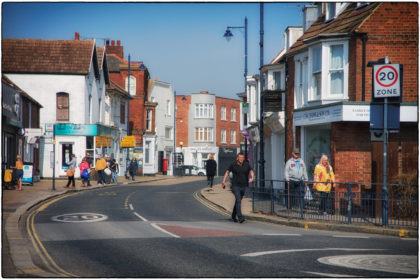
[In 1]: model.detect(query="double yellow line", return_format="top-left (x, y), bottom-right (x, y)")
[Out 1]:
top-left (26, 194), bottom-right (79, 278)
top-left (193, 190), bottom-right (230, 217)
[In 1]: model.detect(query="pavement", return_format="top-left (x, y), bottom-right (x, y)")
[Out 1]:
top-left (2, 175), bottom-right (418, 277)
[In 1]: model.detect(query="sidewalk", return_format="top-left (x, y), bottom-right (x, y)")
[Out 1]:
top-left (199, 183), bottom-right (418, 238)
top-left (1, 174), bottom-right (201, 277)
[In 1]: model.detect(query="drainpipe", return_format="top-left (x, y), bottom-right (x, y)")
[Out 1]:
top-left (361, 34), bottom-right (367, 101)
top-left (284, 57), bottom-right (288, 165)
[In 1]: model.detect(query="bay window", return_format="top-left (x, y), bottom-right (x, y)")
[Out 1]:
top-left (329, 44), bottom-right (344, 95)
top-left (311, 45), bottom-right (322, 100)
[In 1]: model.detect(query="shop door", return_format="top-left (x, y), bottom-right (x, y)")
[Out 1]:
top-left (304, 126), bottom-right (330, 180)
top-left (61, 143), bottom-right (73, 169)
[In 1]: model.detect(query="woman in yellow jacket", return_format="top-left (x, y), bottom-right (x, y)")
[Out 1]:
top-left (313, 155), bottom-right (336, 216)
top-left (11, 155), bottom-right (24, 191)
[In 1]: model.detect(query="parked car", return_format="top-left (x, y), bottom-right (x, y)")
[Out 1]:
top-left (181, 165), bottom-right (206, 176)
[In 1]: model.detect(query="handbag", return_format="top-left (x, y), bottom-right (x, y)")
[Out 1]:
top-left (104, 168), bottom-right (112, 176)
top-left (304, 185), bottom-right (313, 200)
top-left (66, 168), bottom-right (75, 177)
top-left (81, 169), bottom-right (89, 179)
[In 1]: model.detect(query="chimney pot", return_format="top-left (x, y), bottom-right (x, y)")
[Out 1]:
top-left (200, 91), bottom-right (209, 94)
top-left (111, 40), bottom-right (115, 46)
top-left (117, 40), bottom-right (121, 46)
top-left (75, 32), bottom-right (80, 40)
top-left (106, 40), bottom-right (110, 45)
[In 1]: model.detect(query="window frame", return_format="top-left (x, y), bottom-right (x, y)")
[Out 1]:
top-left (221, 129), bottom-right (226, 143)
top-left (194, 127), bottom-right (213, 142)
top-left (194, 104), bottom-right (214, 119)
top-left (230, 130), bottom-right (236, 144)
top-left (230, 107), bottom-right (236, 121)
top-left (56, 92), bottom-right (69, 121)
top-left (146, 109), bottom-right (152, 131)
top-left (221, 106), bottom-right (226, 121)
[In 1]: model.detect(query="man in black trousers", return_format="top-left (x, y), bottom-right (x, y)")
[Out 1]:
top-left (221, 153), bottom-right (254, 223)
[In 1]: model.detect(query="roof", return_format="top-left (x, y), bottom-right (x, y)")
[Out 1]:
top-left (106, 80), bottom-right (131, 99)
top-left (2, 39), bottom-right (97, 75)
top-left (2, 75), bottom-right (43, 107)
top-left (284, 2), bottom-right (381, 57)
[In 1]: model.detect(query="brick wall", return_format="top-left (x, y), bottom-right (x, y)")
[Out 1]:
top-left (285, 57), bottom-right (296, 158)
top-left (215, 97), bottom-right (241, 148)
top-left (176, 95), bottom-right (190, 147)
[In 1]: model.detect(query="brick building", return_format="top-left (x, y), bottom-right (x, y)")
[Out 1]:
top-left (106, 40), bottom-right (157, 174)
top-left (282, 2), bottom-right (418, 194)
top-left (175, 91), bottom-right (241, 174)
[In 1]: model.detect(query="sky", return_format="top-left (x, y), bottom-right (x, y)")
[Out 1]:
top-left (2, 1), bottom-right (306, 99)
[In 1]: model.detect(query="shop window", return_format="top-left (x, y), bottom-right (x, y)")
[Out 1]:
top-left (304, 126), bottom-right (330, 180)
top-left (57, 92), bottom-right (69, 121)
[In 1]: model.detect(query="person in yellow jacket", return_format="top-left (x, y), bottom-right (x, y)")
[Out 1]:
top-left (95, 155), bottom-right (107, 186)
top-left (313, 155), bottom-right (336, 216)
top-left (11, 155), bottom-right (24, 191)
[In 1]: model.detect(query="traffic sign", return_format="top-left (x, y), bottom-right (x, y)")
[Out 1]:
top-left (373, 64), bottom-right (401, 98)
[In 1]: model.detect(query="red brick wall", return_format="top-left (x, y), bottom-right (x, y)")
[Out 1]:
top-left (215, 97), bottom-right (241, 148)
top-left (355, 2), bottom-right (418, 102)
top-left (176, 95), bottom-right (190, 147)
top-left (285, 57), bottom-right (296, 158)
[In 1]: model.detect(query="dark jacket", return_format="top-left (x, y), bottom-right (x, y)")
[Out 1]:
top-left (129, 160), bottom-right (138, 175)
top-left (206, 159), bottom-right (217, 176)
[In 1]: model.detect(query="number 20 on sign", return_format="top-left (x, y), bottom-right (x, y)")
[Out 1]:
top-left (373, 64), bottom-right (401, 98)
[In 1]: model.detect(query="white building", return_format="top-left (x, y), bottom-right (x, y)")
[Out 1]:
top-left (148, 79), bottom-right (175, 175)
top-left (2, 38), bottom-right (124, 178)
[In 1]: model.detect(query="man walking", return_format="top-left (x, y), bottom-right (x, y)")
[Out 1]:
top-left (95, 154), bottom-right (107, 186)
top-left (284, 148), bottom-right (308, 210)
top-left (222, 153), bottom-right (254, 223)
top-left (205, 155), bottom-right (217, 188)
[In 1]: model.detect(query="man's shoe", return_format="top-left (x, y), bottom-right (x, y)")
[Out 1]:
top-left (232, 217), bottom-right (238, 223)
top-left (239, 218), bottom-right (245, 223)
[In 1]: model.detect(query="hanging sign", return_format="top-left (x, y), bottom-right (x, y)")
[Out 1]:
top-left (373, 64), bottom-right (401, 98)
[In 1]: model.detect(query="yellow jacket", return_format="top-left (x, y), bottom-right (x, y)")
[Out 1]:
top-left (95, 158), bottom-right (107, 171)
top-left (314, 164), bottom-right (335, 192)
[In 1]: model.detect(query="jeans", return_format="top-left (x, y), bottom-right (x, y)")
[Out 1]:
top-left (66, 176), bottom-right (75, 187)
top-left (231, 185), bottom-right (246, 220)
top-left (286, 180), bottom-right (304, 210)
top-left (97, 170), bottom-right (105, 184)
top-left (319, 192), bottom-right (330, 213)
top-left (111, 171), bottom-right (118, 184)
top-left (207, 175), bottom-right (214, 187)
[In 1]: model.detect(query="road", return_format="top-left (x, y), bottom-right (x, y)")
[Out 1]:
top-left (24, 179), bottom-right (418, 277)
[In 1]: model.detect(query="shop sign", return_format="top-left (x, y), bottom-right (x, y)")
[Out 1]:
top-left (263, 90), bottom-right (283, 112)
top-left (294, 106), bottom-right (342, 126)
top-left (45, 123), bottom-right (54, 136)
top-left (54, 124), bottom-right (98, 136)
top-left (24, 128), bottom-right (43, 138)
top-left (120, 136), bottom-right (135, 147)
top-left (373, 64), bottom-right (401, 98)
top-left (22, 165), bottom-right (33, 185)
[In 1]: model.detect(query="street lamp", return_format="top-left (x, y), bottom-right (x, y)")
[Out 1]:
top-left (259, 3), bottom-right (265, 188)
top-left (223, 17), bottom-right (248, 162)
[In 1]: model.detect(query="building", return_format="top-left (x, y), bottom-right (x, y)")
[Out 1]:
top-left (2, 37), bottom-right (113, 178)
top-left (2, 75), bottom-right (42, 182)
top-left (148, 79), bottom-right (175, 175)
top-left (282, 2), bottom-right (418, 193)
top-left (176, 91), bottom-right (241, 175)
top-left (105, 40), bottom-right (157, 175)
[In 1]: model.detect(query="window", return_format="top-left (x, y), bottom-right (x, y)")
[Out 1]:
top-left (56, 92), bottom-right (69, 121)
top-left (120, 102), bottom-right (125, 124)
top-left (231, 108), bottom-right (236, 121)
top-left (329, 45), bottom-right (344, 95)
top-left (326, 2), bottom-right (336, 21)
top-left (195, 104), bottom-right (214, 118)
top-left (146, 109), bottom-right (152, 131)
top-left (125, 75), bottom-right (136, 95)
top-left (145, 141), bottom-right (151, 163)
top-left (230, 130), bottom-right (236, 144)
top-left (221, 129), bottom-right (226, 143)
top-left (195, 127), bottom-right (213, 142)
top-left (167, 100), bottom-right (171, 116)
top-left (221, 106), bottom-right (226, 120)
top-left (273, 71), bottom-right (281, 90)
top-left (165, 127), bottom-right (173, 139)
top-left (311, 45), bottom-right (322, 99)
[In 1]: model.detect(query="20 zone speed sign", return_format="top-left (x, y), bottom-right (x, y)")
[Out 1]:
top-left (373, 64), bottom-right (401, 98)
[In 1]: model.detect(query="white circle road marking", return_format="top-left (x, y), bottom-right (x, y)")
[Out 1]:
top-left (318, 254), bottom-right (417, 275)
top-left (241, 248), bottom-right (385, 257)
top-left (51, 213), bottom-right (108, 223)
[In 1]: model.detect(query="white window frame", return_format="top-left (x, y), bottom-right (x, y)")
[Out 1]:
top-left (194, 104), bottom-right (214, 119)
top-left (273, 71), bottom-right (281, 90)
top-left (166, 100), bottom-right (171, 116)
top-left (230, 130), bottom-right (236, 144)
top-left (231, 108), bottom-right (236, 121)
top-left (221, 106), bottom-right (226, 120)
top-left (309, 44), bottom-right (322, 101)
top-left (146, 109), bottom-right (152, 131)
top-left (195, 127), bottom-right (213, 142)
top-left (221, 129), bottom-right (226, 143)
top-left (165, 126), bottom-right (173, 140)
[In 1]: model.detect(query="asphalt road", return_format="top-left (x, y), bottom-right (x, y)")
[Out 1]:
top-left (25, 179), bottom-right (418, 278)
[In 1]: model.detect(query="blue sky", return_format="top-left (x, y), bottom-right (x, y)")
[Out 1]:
top-left (2, 2), bottom-right (306, 99)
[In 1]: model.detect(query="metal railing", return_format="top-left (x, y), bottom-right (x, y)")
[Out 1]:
top-left (251, 180), bottom-right (418, 228)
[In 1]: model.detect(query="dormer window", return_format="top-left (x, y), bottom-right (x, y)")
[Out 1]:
top-left (356, 2), bottom-right (369, 10)
top-left (325, 3), bottom-right (349, 22)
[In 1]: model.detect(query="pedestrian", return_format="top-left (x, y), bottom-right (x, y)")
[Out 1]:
top-left (65, 154), bottom-right (77, 188)
top-left (85, 152), bottom-right (93, 186)
top-left (284, 148), bottom-right (308, 210)
top-left (221, 153), bottom-right (255, 223)
top-left (128, 157), bottom-right (138, 181)
top-left (95, 154), bottom-right (107, 186)
top-left (79, 157), bottom-right (90, 187)
top-left (104, 155), bottom-right (112, 184)
top-left (11, 155), bottom-right (24, 191)
top-left (205, 155), bottom-right (217, 188)
top-left (313, 155), bottom-right (336, 216)
top-left (110, 157), bottom-right (119, 184)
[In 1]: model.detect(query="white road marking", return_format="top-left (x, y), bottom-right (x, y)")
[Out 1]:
top-left (241, 248), bottom-right (385, 257)
top-left (133, 212), bottom-right (148, 222)
top-left (303, 271), bottom-right (359, 278)
top-left (151, 223), bottom-right (180, 238)
top-left (263, 233), bottom-right (302, 236)
top-left (129, 204), bottom-right (134, 211)
top-left (332, 235), bottom-right (369, 239)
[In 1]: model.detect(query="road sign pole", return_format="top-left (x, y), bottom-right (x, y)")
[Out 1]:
top-left (382, 97), bottom-right (388, 226)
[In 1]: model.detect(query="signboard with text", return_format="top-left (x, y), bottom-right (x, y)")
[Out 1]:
top-left (373, 64), bottom-right (401, 98)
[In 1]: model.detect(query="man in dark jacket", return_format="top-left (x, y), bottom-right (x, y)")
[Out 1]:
top-left (205, 155), bottom-right (217, 188)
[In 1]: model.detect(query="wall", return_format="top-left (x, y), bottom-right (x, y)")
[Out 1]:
top-left (215, 96), bottom-right (241, 148)
top-left (176, 95), bottom-right (191, 147)
top-left (189, 92), bottom-right (216, 147)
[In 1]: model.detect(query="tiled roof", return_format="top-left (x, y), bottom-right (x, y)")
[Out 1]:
top-left (106, 80), bottom-right (130, 99)
top-left (106, 54), bottom-right (123, 72)
top-left (2, 39), bottom-right (95, 75)
top-left (285, 3), bottom-right (381, 57)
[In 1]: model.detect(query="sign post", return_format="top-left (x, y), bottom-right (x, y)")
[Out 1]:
top-left (371, 61), bottom-right (402, 226)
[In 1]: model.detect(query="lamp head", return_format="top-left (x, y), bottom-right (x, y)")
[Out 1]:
top-left (223, 28), bottom-right (233, 42)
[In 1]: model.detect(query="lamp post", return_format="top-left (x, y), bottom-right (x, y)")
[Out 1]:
top-left (223, 17), bottom-right (248, 162)
top-left (259, 3), bottom-right (265, 188)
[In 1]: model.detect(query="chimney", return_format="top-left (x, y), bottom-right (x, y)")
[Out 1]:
top-left (106, 40), bottom-right (110, 46)
top-left (75, 32), bottom-right (80, 40)
top-left (200, 91), bottom-right (209, 94)
top-left (111, 40), bottom-right (115, 46)
top-left (117, 40), bottom-right (121, 46)
top-left (303, 4), bottom-right (321, 32)
top-left (105, 39), bottom-right (124, 58)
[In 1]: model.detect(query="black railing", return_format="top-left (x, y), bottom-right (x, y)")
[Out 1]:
top-left (251, 180), bottom-right (418, 228)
